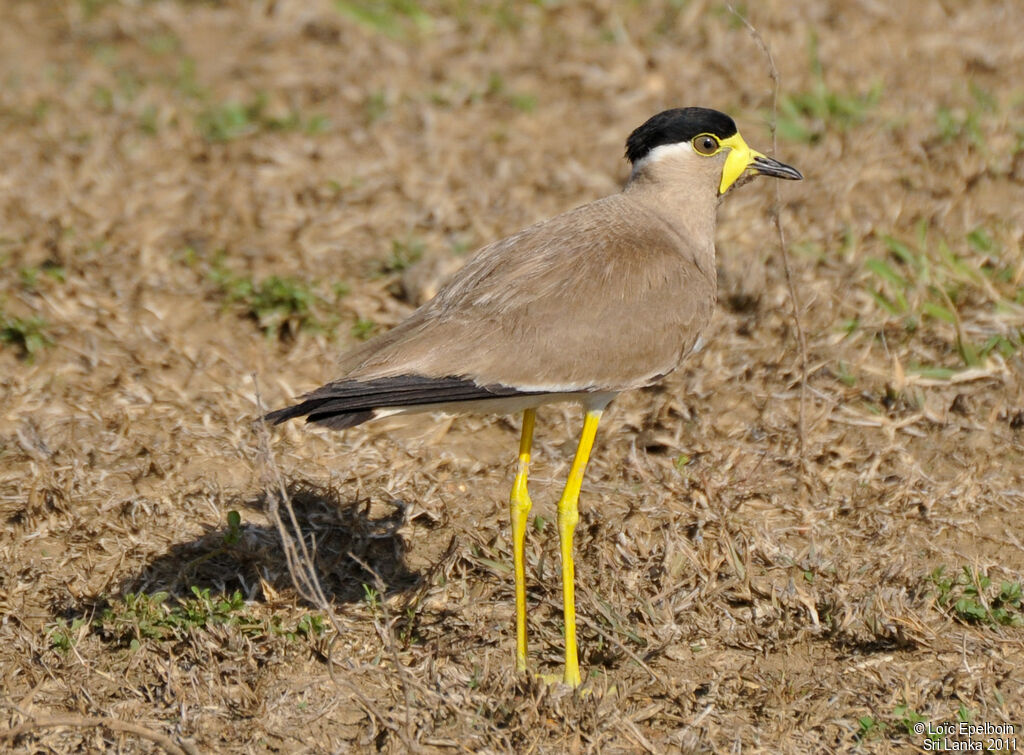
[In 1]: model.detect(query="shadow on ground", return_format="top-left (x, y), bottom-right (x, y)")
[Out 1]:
top-left (66, 481), bottom-right (421, 623)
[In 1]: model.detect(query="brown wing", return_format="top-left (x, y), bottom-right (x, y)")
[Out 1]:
top-left (335, 193), bottom-right (717, 392)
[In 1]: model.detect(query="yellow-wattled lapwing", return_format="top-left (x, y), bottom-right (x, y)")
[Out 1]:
top-left (267, 107), bottom-right (802, 687)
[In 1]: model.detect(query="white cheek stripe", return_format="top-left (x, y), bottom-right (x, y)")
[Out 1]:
top-left (630, 140), bottom-right (696, 177)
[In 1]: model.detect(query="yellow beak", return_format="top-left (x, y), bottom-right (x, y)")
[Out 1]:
top-left (719, 133), bottom-right (803, 194)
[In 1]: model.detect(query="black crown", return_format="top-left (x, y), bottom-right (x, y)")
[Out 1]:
top-left (625, 108), bottom-right (738, 164)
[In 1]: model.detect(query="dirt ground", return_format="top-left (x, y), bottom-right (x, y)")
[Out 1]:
top-left (1, 0), bottom-right (1023, 752)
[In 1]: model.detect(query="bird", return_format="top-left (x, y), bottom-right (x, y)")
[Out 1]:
top-left (265, 107), bottom-right (802, 688)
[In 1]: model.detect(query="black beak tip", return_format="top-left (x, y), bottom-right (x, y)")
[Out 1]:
top-left (752, 155), bottom-right (803, 181)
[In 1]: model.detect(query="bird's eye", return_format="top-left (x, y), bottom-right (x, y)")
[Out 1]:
top-left (691, 134), bottom-right (720, 155)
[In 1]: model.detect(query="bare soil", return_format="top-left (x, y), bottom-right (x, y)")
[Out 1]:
top-left (1, 1), bottom-right (1022, 752)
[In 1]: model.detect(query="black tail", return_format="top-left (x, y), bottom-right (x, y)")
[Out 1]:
top-left (264, 375), bottom-right (535, 430)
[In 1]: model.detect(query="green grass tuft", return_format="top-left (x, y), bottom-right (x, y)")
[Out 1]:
top-left (930, 565), bottom-right (1024, 627)
top-left (96, 586), bottom-right (326, 650)
top-left (217, 273), bottom-right (326, 339)
top-left (378, 237), bottom-right (425, 275)
top-left (0, 313), bottom-right (53, 359)
top-left (197, 94), bottom-right (331, 142)
top-left (776, 35), bottom-right (880, 143)
top-left (333, 0), bottom-right (431, 38)
top-left (861, 223), bottom-right (1023, 373)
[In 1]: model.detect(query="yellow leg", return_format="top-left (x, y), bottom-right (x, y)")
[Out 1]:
top-left (510, 408), bottom-right (536, 672)
top-left (558, 409), bottom-right (602, 687)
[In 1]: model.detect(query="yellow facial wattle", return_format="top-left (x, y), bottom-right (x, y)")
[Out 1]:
top-left (718, 132), bottom-right (767, 195)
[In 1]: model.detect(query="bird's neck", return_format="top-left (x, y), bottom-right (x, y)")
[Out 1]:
top-left (622, 166), bottom-right (719, 254)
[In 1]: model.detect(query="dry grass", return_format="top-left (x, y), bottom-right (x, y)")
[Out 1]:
top-left (1, 0), bottom-right (1023, 752)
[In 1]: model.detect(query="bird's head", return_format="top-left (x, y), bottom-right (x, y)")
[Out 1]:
top-left (625, 107), bottom-right (802, 195)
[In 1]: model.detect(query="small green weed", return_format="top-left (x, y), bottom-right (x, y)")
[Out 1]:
top-left (208, 263), bottom-right (341, 340)
top-left (834, 361), bottom-right (857, 387)
top-left (180, 587), bottom-right (256, 631)
top-left (930, 565), bottom-right (1023, 627)
top-left (145, 31), bottom-right (180, 55)
top-left (398, 604), bottom-right (421, 646)
top-left (305, 114), bottom-right (331, 135)
top-left (175, 57), bottom-right (204, 100)
top-left (295, 612), bottom-right (327, 639)
top-left (181, 510), bottom-right (245, 574)
top-left (197, 101), bottom-right (259, 141)
top-left (934, 83), bottom-right (999, 148)
top-left (778, 84), bottom-right (880, 143)
top-left (776, 35), bottom-right (880, 143)
top-left (862, 222), bottom-right (1023, 372)
top-left (855, 715), bottom-right (881, 741)
top-left (137, 104), bottom-right (159, 135)
top-left (483, 72), bottom-right (537, 112)
top-left (197, 94), bottom-right (330, 142)
top-left (99, 586), bottom-right (260, 648)
top-left (48, 617), bottom-right (88, 653)
top-left (364, 89), bottom-right (390, 123)
top-left (936, 106), bottom-right (984, 148)
top-left (378, 237), bottom-right (425, 275)
top-left (351, 317), bottom-right (376, 341)
top-left (856, 704), bottom-right (983, 743)
top-left (96, 586), bottom-right (329, 650)
top-left (222, 509), bottom-right (242, 545)
top-left (0, 313), bottom-right (52, 358)
top-left (893, 703), bottom-right (935, 741)
top-left (333, 0), bottom-right (431, 38)
top-left (266, 612), bottom-right (330, 643)
top-left (362, 583), bottom-right (380, 612)
top-left (98, 591), bottom-right (172, 646)
top-left (18, 263), bottom-right (66, 291)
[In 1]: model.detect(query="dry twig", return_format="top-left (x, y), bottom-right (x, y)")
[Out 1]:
top-left (728, 5), bottom-right (811, 486)
top-left (251, 376), bottom-right (422, 753)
